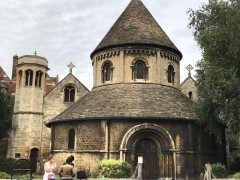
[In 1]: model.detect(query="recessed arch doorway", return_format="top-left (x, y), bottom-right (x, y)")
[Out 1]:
top-left (120, 123), bottom-right (176, 179)
top-left (30, 148), bottom-right (39, 173)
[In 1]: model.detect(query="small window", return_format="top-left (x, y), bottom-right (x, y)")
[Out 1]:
top-left (18, 70), bottom-right (22, 87)
top-left (102, 61), bottom-right (113, 83)
top-left (68, 129), bottom-right (75, 150)
top-left (64, 85), bottom-right (75, 102)
top-left (25, 69), bottom-right (33, 86)
top-left (132, 60), bottom-right (148, 80)
top-left (15, 153), bottom-right (21, 158)
top-left (35, 71), bottom-right (43, 87)
top-left (188, 91), bottom-right (193, 100)
top-left (167, 65), bottom-right (175, 84)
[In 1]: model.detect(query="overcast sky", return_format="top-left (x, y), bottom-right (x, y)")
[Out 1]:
top-left (0, 0), bottom-right (208, 90)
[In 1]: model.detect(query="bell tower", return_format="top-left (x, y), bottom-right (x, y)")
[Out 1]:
top-left (7, 54), bottom-right (49, 159)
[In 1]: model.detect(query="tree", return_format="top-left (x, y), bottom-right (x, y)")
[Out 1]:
top-left (188, 0), bottom-right (240, 139)
top-left (0, 86), bottom-right (14, 139)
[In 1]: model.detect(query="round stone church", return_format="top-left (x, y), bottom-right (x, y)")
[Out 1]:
top-left (45, 0), bottom-right (225, 179)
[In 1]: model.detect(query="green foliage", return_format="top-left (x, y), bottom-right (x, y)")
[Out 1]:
top-left (199, 172), bottom-right (204, 180)
top-left (200, 162), bottom-right (227, 179)
top-left (0, 171), bottom-right (11, 179)
top-left (97, 159), bottom-right (132, 178)
top-left (188, 0), bottom-right (240, 139)
top-left (0, 156), bottom-right (30, 175)
top-left (233, 172), bottom-right (240, 179)
top-left (0, 86), bottom-right (14, 139)
top-left (211, 162), bottom-right (227, 178)
top-left (229, 157), bottom-right (240, 172)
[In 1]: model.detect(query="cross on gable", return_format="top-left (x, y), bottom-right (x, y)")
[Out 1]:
top-left (67, 62), bottom-right (75, 73)
top-left (186, 64), bottom-right (193, 77)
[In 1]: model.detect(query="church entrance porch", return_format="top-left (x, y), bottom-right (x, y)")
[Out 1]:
top-left (120, 123), bottom-right (176, 179)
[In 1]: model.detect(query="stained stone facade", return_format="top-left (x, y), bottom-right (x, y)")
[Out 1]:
top-left (45, 0), bottom-right (226, 180)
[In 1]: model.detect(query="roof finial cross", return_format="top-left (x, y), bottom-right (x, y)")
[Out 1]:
top-left (186, 64), bottom-right (193, 77)
top-left (67, 62), bottom-right (75, 74)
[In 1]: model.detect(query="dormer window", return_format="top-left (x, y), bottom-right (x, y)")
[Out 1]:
top-left (167, 65), bottom-right (175, 84)
top-left (64, 85), bottom-right (75, 102)
top-left (25, 69), bottom-right (33, 86)
top-left (132, 59), bottom-right (148, 81)
top-left (102, 61), bottom-right (113, 83)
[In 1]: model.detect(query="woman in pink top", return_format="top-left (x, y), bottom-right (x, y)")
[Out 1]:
top-left (43, 154), bottom-right (57, 180)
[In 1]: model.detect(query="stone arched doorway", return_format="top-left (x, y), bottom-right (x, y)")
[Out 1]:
top-left (120, 123), bottom-right (176, 179)
top-left (30, 148), bottom-right (39, 173)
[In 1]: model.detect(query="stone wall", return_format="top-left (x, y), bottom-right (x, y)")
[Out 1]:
top-left (42, 73), bottom-right (89, 156)
top-left (92, 48), bottom-right (181, 89)
top-left (51, 118), bottom-right (225, 179)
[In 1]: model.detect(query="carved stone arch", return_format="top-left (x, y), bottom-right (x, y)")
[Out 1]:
top-left (101, 60), bottom-right (114, 83)
top-left (62, 84), bottom-right (77, 102)
top-left (61, 83), bottom-right (79, 92)
top-left (101, 60), bottom-right (113, 68)
top-left (131, 57), bottom-right (149, 66)
top-left (131, 58), bottom-right (149, 81)
top-left (25, 69), bottom-right (33, 86)
top-left (131, 132), bottom-right (163, 152)
top-left (165, 61), bottom-right (175, 70)
top-left (120, 123), bottom-right (175, 158)
top-left (165, 63), bottom-right (175, 84)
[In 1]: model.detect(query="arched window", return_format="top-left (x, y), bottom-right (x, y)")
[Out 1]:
top-left (18, 70), bottom-right (22, 87)
top-left (68, 129), bottom-right (75, 150)
top-left (132, 60), bottom-right (148, 80)
top-left (102, 61), bottom-right (113, 83)
top-left (188, 91), bottom-right (193, 100)
top-left (64, 85), bottom-right (75, 102)
top-left (167, 65), bottom-right (175, 84)
top-left (35, 71), bottom-right (43, 87)
top-left (25, 69), bottom-right (33, 86)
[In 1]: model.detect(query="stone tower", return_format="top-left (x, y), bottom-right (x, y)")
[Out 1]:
top-left (7, 55), bottom-right (48, 161)
top-left (91, 0), bottom-right (182, 88)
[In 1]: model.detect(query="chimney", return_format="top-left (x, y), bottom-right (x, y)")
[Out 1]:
top-left (12, 55), bottom-right (18, 80)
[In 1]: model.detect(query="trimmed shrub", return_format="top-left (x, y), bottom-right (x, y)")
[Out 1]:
top-left (97, 159), bottom-right (132, 178)
top-left (211, 162), bottom-right (227, 178)
top-left (0, 172), bottom-right (11, 179)
top-left (229, 157), bottom-right (240, 172)
top-left (233, 172), bottom-right (240, 179)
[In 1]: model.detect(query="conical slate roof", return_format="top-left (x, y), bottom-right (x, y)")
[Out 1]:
top-left (91, 0), bottom-right (182, 58)
top-left (45, 83), bottom-right (196, 127)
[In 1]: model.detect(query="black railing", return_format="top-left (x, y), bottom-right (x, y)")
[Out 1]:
top-left (11, 158), bottom-right (33, 180)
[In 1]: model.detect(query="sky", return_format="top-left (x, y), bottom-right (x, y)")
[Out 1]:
top-left (0, 0), bottom-right (208, 90)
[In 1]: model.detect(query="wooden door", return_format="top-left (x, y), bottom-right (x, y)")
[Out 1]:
top-left (30, 148), bottom-right (39, 173)
top-left (135, 138), bottom-right (158, 179)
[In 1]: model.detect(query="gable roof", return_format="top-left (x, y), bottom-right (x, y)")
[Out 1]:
top-left (91, 0), bottom-right (182, 58)
top-left (45, 83), bottom-right (196, 127)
